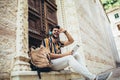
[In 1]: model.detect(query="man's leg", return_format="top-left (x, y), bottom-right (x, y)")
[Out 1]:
top-left (51, 55), bottom-right (96, 80)
top-left (73, 53), bottom-right (86, 66)
top-left (73, 53), bottom-right (113, 80)
top-left (95, 72), bottom-right (113, 80)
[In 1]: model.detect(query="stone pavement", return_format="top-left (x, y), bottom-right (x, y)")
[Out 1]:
top-left (58, 67), bottom-right (120, 80)
top-left (100, 67), bottom-right (120, 80)
top-left (109, 67), bottom-right (120, 80)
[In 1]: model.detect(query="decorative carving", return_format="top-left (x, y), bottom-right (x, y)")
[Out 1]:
top-left (12, 0), bottom-right (31, 71)
top-left (28, 0), bottom-right (57, 48)
top-left (28, 0), bottom-right (46, 43)
top-left (60, 0), bottom-right (66, 27)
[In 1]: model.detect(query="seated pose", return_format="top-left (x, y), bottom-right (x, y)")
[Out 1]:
top-left (42, 25), bottom-right (112, 80)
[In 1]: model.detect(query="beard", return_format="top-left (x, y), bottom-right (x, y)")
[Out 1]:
top-left (52, 34), bottom-right (59, 39)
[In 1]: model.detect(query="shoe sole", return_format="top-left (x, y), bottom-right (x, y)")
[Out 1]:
top-left (106, 72), bottom-right (113, 80)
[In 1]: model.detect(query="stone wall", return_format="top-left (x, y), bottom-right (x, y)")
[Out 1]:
top-left (0, 0), bottom-right (17, 79)
top-left (74, 0), bottom-right (116, 73)
top-left (0, 0), bottom-right (117, 80)
top-left (56, 0), bottom-right (116, 74)
top-left (107, 7), bottom-right (120, 60)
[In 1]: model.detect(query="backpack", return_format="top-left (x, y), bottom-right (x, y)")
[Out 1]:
top-left (29, 45), bottom-right (52, 79)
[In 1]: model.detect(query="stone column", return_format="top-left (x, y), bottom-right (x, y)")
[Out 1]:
top-left (11, 0), bottom-right (37, 80)
top-left (12, 0), bottom-right (30, 71)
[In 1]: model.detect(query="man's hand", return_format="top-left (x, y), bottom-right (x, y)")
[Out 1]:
top-left (66, 51), bottom-right (73, 55)
top-left (59, 27), bottom-right (74, 46)
top-left (59, 28), bottom-right (66, 33)
top-left (50, 51), bottom-right (73, 59)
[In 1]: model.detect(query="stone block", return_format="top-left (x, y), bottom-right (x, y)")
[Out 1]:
top-left (11, 70), bottom-right (85, 80)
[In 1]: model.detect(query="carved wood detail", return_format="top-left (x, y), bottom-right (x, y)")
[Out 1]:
top-left (28, 0), bottom-right (57, 48)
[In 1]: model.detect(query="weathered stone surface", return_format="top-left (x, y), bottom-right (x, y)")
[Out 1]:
top-left (11, 71), bottom-right (85, 80)
top-left (56, 0), bottom-right (116, 74)
top-left (0, 0), bottom-right (17, 79)
top-left (0, 0), bottom-right (118, 80)
top-left (107, 7), bottom-right (120, 62)
top-left (74, 0), bottom-right (116, 73)
top-left (0, 0), bottom-right (17, 22)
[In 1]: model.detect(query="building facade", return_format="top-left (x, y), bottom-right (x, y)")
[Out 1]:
top-left (107, 7), bottom-right (120, 61)
top-left (0, 0), bottom-right (117, 80)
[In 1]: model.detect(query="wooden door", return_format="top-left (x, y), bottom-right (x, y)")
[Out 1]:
top-left (28, 0), bottom-right (57, 48)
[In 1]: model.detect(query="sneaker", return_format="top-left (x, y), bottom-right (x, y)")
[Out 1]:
top-left (96, 72), bottom-right (112, 80)
top-left (70, 78), bottom-right (81, 80)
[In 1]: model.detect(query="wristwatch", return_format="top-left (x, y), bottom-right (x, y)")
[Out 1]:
top-left (63, 30), bottom-right (67, 33)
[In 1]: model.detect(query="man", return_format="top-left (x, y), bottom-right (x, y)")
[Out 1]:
top-left (42, 25), bottom-right (112, 80)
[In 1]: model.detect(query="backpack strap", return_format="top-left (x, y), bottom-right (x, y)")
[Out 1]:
top-left (37, 70), bottom-right (41, 79)
top-left (42, 39), bottom-right (46, 47)
top-left (49, 37), bottom-right (53, 53)
top-left (29, 61), bottom-right (41, 79)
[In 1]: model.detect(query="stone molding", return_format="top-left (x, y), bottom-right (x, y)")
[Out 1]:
top-left (60, 0), bottom-right (66, 27)
top-left (12, 0), bottom-right (30, 71)
top-left (11, 70), bottom-right (84, 80)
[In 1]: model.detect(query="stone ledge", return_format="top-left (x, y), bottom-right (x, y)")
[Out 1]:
top-left (11, 70), bottom-right (85, 80)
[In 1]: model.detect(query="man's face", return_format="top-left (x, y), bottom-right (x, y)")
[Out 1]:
top-left (52, 28), bottom-right (60, 39)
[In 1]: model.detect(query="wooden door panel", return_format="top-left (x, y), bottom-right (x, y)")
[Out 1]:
top-left (28, 0), bottom-right (40, 13)
top-left (28, 0), bottom-right (57, 48)
top-left (45, 0), bottom-right (57, 26)
top-left (29, 18), bottom-right (41, 35)
top-left (47, 7), bottom-right (57, 22)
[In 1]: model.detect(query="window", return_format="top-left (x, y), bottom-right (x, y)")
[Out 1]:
top-left (117, 24), bottom-right (120, 31)
top-left (114, 13), bottom-right (119, 19)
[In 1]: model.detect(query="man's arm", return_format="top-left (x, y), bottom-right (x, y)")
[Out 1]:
top-left (50, 51), bottom-right (72, 59)
top-left (60, 28), bottom-right (74, 46)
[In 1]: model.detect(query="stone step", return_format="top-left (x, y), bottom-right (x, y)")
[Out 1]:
top-left (108, 67), bottom-right (120, 80)
top-left (11, 70), bottom-right (85, 80)
top-left (11, 67), bottom-right (120, 80)
top-left (97, 67), bottom-right (120, 80)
